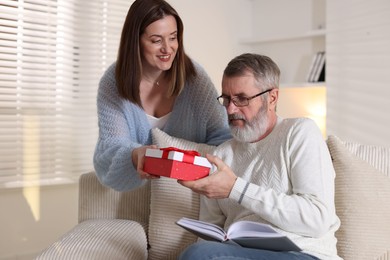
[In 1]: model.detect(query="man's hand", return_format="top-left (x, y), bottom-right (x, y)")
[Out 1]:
top-left (178, 154), bottom-right (237, 199)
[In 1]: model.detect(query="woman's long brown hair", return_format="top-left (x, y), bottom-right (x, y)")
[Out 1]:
top-left (115, 0), bottom-right (196, 107)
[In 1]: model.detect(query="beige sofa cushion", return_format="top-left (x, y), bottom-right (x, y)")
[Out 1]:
top-left (327, 136), bottom-right (390, 260)
top-left (342, 138), bottom-right (389, 176)
top-left (148, 129), bottom-right (216, 260)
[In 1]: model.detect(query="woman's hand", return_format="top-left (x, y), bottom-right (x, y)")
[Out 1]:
top-left (132, 145), bottom-right (160, 180)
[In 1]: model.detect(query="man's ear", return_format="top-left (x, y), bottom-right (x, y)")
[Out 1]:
top-left (268, 88), bottom-right (279, 110)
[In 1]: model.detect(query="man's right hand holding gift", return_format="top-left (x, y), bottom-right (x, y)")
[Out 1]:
top-left (178, 153), bottom-right (237, 199)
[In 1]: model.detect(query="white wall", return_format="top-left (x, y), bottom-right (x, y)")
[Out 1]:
top-left (171, 0), bottom-right (252, 91)
top-left (250, 0), bottom-right (326, 84)
top-left (0, 184), bottom-right (78, 260)
top-left (326, 0), bottom-right (390, 147)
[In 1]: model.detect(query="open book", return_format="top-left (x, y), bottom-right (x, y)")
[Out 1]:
top-left (176, 217), bottom-right (301, 252)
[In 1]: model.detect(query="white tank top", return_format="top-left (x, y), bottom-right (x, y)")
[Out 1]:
top-left (147, 112), bottom-right (171, 129)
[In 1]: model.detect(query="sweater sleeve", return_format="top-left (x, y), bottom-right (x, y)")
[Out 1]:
top-left (93, 64), bottom-right (148, 191)
top-left (229, 119), bottom-right (336, 238)
top-left (197, 65), bottom-right (231, 145)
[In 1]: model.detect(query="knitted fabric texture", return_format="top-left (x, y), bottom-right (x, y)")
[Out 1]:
top-left (93, 61), bottom-right (230, 191)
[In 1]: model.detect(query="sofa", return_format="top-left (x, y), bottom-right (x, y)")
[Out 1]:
top-left (36, 128), bottom-right (390, 260)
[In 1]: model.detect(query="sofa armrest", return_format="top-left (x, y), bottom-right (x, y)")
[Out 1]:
top-left (78, 172), bottom-right (151, 231)
top-left (36, 219), bottom-right (148, 260)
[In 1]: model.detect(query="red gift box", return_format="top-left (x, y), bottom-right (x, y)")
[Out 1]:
top-left (143, 147), bottom-right (212, 180)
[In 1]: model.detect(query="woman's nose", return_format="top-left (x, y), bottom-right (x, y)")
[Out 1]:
top-left (161, 39), bottom-right (169, 53)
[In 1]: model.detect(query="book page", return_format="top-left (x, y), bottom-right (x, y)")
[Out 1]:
top-left (227, 221), bottom-right (282, 239)
top-left (176, 218), bottom-right (226, 241)
top-left (177, 218), bottom-right (301, 252)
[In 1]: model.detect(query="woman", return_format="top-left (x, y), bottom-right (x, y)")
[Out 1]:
top-left (93, 0), bottom-right (231, 191)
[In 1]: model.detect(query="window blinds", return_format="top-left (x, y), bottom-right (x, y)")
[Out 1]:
top-left (0, 0), bottom-right (130, 187)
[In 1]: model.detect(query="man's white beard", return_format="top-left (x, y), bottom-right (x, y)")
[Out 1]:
top-left (229, 105), bottom-right (269, 143)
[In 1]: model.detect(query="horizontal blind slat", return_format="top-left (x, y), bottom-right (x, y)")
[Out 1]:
top-left (0, 0), bottom-right (126, 183)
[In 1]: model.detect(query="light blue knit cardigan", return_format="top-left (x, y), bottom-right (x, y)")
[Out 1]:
top-left (93, 61), bottom-right (231, 191)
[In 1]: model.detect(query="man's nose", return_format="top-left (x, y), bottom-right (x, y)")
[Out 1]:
top-left (226, 100), bottom-right (239, 114)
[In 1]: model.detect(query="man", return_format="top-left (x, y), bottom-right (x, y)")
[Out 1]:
top-left (178, 53), bottom-right (341, 260)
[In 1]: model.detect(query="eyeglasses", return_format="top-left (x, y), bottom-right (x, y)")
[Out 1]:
top-left (217, 89), bottom-right (273, 107)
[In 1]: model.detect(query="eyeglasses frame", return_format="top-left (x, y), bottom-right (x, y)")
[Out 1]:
top-left (217, 88), bottom-right (273, 107)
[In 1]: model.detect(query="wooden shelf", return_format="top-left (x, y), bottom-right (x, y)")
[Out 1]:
top-left (242, 0), bottom-right (326, 85)
top-left (240, 29), bottom-right (326, 44)
top-left (280, 82), bottom-right (326, 88)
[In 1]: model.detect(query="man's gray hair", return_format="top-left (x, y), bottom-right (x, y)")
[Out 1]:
top-left (223, 53), bottom-right (280, 91)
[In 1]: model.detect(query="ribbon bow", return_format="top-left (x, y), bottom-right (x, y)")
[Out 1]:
top-left (160, 147), bottom-right (200, 164)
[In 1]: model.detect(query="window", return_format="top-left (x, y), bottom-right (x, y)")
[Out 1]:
top-left (0, 0), bottom-right (129, 187)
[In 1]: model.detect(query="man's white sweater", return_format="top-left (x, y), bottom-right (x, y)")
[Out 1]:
top-left (200, 117), bottom-right (341, 260)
